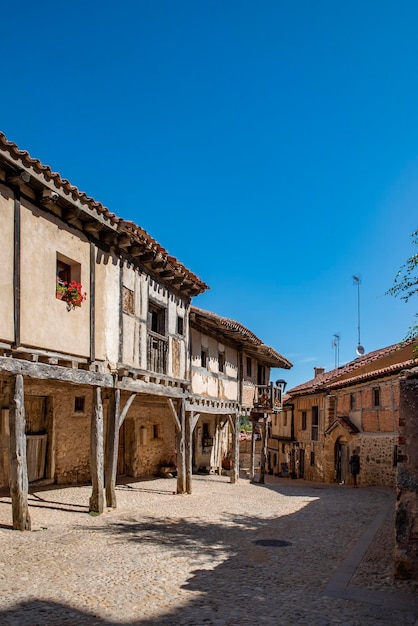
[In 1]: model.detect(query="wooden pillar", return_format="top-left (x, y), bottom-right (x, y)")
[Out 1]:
top-left (105, 388), bottom-right (120, 508)
top-left (230, 413), bottom-right (240, 484)
top-left (250, 419), bottom-right (256, 482)
top-left (258, 416), bottom-right (267, 484)
top-left (185, 411), bottom-right (193, 494)
top-left (176, 400), bottom-right (186, 494)
top-left (9, 374), bottom-right (31, 530)
top-left (89, 387), bottom-right (104, 514)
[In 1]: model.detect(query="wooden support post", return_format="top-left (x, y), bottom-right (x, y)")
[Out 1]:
top-left (230, 413), bottom-right (240, 484)
top-left (9, 374), bottom-right (31, 530)
top-left (176, 400), bottom-right (186, 494)
top-left (250, 419), bottom-right (256, 482)
top-left (185, 411), bottom-right (193, 494)
top-left (185, 412), bottom-right (200, 494)
top-left (258, 416), bottom-right (267, 484)
top-left (89, 387), bottom-right (104, 514)
top-left (105, 388), bottom-right (120, 508)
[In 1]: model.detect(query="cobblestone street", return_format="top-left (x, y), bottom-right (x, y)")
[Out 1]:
top-left (1, 475), bottom-right (417, 625)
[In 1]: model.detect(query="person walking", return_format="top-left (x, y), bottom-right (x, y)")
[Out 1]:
top-left (349, 449), bottom-right (361, 487)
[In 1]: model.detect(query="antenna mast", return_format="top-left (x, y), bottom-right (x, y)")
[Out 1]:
top-left (352, 276), bottom-right (364, 355)
top-left (332, 334), bottom-right (340, 369)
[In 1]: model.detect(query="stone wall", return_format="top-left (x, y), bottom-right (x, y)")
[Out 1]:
top-left (357, 434), bottom-right (397, 487)
top-left (395, 368), bottom-right (418, 580)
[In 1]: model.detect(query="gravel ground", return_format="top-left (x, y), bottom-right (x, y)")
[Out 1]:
top-left (0, 475), bottom-right (417, 626)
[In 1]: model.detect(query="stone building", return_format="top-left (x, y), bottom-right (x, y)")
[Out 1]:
top-left (268, 341), bottom-right (416, 486)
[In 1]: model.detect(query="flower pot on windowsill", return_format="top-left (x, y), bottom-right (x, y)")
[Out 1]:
top-left (56, 280), bottom-right (87, 310)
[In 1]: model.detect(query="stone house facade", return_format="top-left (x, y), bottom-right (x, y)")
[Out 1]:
top-left (268, 342), bottom-right (416, 487)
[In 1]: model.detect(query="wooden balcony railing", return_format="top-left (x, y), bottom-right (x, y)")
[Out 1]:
top-left (147, 333), bottom-right (167, 374)
top-left (253, 383), bottom-right (282, 412)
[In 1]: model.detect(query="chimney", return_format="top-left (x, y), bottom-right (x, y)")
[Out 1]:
top-left (314, 367), bottom-right (325, 378)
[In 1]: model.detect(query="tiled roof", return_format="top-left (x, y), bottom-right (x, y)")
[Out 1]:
top-left (0, 132), bottom-right (209, 297)
top-left (288, 341), bottom-right (416, 396)
top-left (190, 306), bottom-right (292, 369)
top-left (325, 417), bottom-right (360, 436)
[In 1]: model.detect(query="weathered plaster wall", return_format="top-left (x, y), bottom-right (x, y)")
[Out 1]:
top-left (123, 398), bottom-right (176, 477)
top-left (0, 184), bottom-right (14, 342)
top-left (19, 201), bottom-right (90, 356)
top-left (190, 328), bottom-right (238, 400)
top-left (95, 251), bottom-right (121, 366)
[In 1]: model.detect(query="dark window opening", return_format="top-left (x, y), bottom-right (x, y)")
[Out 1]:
top-left (301, 411), bottom-right (307, 430)
top-left (219, 352), bottom-right (225, 373)
top-left (257, 364), bottom-right (266, 385)
top-left (311, 406), bottom-right (319, 441)
top-left (148, 303), bottom-right (166, 336)
top-left (57, 260), bottom-right (71, 284)
top-left (310, 451), bottom-right (315, 466)
top-left (177, 316), bottom-right (184, 336)
top-left (153, 424), bottom-right (160, 439)
top-left (74, 397), bottom-right (85, 413)
top-left (201, 349), bottom-right (208, 368)
top-left (373, 388), bottom-right (380, 407)
top-left (350, 394), bottom-right (356, 411)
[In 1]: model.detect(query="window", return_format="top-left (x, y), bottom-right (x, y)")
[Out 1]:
top-left (310, 451), bottom-right (315, 466)
top-left (177, 315), bottom-right (184, 336)
top-left (152, 424), bottom-right (160, 439)
top-left (148, 303), bottom-right (166, 336)
top-left (218, 352), bottom-right (225, 373)
top-left (247, 357), bottom-right (252, 377)
top-left (350, 394), bottom-right (356, 411)
top-left (201, 349), bottom-right (208, 368)
top-left (283, 412), bottom-right (288, 427)
top-left (56, 254), bottom-right (82, 302)
top-left (57, 260), bottom-right (71, 284)
top-left (301, 411), bottom-right (307, 430)
top-left (74, 397), bottom-right (85, 413)
top-left (257, 364), bottom-right (266, 385)
top-left (373, 388), bottom-right (380, 407)
top-left (311, 406), bottom-right (319, 441)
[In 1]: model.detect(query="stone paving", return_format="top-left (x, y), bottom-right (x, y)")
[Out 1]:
top-left (0, 474), bottom-right (417, 625)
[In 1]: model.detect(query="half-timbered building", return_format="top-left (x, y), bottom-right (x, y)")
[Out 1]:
top-left (0, 132), bottom-right (208, 528)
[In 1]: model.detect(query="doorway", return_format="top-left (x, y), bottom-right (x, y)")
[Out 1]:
top-left (335, 439), bottom-right (349, 484)
top-left (24, 396), bottom-right (50, 483)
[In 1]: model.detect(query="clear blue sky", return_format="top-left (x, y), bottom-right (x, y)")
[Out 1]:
top-left (1, 1), bottom-right (417, 389)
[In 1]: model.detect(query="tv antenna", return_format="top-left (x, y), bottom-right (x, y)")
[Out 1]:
top-left (352, 276), bottom-right (365, 356)
top-left (332, 334), bottom-right (340, 369)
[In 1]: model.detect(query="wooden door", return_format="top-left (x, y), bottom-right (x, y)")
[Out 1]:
top-left (25, 396), bottom-right (48, 482)
top-left (299, 448), bottom-right (305, 478)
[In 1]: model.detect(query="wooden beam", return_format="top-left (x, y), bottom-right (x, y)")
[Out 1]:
top-left (89, 387), bottom-right (104, 514)
top-left (105, 389), bottom-right (120, 508)
top-left (258, 417), bottom-right (267, 485)
top-left (118, 393), bottom-right (137, 429)
top-left (9, 375), bottom-right (31, 530)
top-left (250, 420), bottom-right (256, 482)
top-left (13, 189), bottom-right (21, 348)
top-left (167, 398), bottom-right (181, 432)
top-left (185, 411), bottom-right (193, 494)
top-left (0, 356), bottom-right (113, 387)
top-left (230, 413), bottom-right (240, 484)
top-left (176, 400), bottom-right (186, 494)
